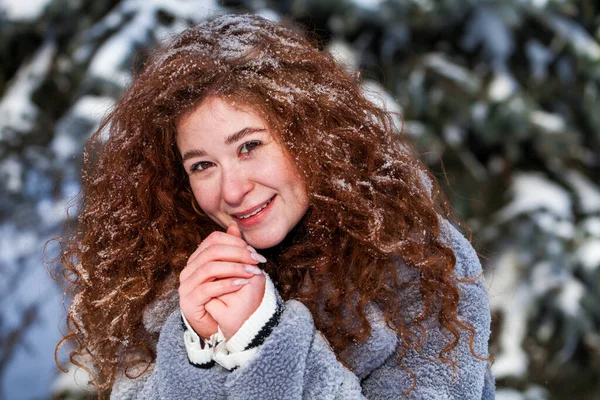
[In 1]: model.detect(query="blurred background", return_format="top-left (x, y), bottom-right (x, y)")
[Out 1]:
top-left (1, 0), bottom-right (599, 399)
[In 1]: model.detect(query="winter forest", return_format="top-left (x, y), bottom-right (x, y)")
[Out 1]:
top-left (1, 0), bottom-right (599, 399)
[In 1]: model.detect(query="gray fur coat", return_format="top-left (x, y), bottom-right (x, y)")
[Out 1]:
top-left (111, 221), bottom-right (495, 399)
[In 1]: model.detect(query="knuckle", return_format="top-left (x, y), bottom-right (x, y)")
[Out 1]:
top-left (206, 231), bottom-right (223, 242)
top-left (187, 249), bottom-right (200, 265)
top-left (213, 280), bottom-right (227, 290)
top-left (203, 243), bottom-right (217, 254)
top-left (204, 232), bottom-right (216, 240)
top-left (205, 261), bottom-right (218, 274)
top-left (179, 269), bottom-right (187, 283)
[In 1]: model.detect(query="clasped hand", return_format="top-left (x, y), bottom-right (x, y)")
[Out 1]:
top-left (179, 223), bottom-right (266, 340)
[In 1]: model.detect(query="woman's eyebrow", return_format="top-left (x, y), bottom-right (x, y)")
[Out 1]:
top-left (181, 149), bottom-right (207, 163)
top-left (181, 127), bottom-right (267, 162)
top-left (225, 127), bottom-right (266, 145)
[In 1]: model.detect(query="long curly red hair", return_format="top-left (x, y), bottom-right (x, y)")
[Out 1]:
top-left (55, 14), bottom-right (486, 396)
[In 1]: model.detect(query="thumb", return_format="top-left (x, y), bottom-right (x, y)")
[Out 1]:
top-left (226, 221), bottom-right (243, 239)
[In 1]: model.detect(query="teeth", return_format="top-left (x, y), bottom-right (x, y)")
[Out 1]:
top-left (237, 199), bottom-right (271, 219)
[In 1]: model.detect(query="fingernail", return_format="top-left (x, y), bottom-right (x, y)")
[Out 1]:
top-left (245, 265), bottom-right (263, 275)
top-left (250, 252), bottom-right (267, 263)
top-left (246, 245), bottom-right (257, 253)
top-left (233, 279), bottom-right (249, 286)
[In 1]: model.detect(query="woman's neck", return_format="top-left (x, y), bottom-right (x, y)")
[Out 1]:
top-left (259, 209), bottom-right (310, 267)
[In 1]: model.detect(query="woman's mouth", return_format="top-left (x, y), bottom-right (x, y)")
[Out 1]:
top-left (231, 195), bottom-right (276, 226)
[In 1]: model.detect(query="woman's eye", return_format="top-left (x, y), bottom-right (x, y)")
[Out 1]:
top-left (240, 141), bottom-right (261, 155)
top-left (190, 161), bottom-right (213, 172)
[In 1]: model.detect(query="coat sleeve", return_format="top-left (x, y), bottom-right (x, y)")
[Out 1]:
top-left (112, 220), bottom-right (494, 400)
top-left (110, 298), bottom-right (365, 400)
top-left (110, 308), bottom-right (230, 400)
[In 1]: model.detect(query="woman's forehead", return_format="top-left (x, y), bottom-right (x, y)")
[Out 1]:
top-left (178, 97), bottom-right (264, 129)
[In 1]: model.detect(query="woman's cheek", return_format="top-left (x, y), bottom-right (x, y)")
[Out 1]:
top-left (194, 181), bottom-right (225, 222)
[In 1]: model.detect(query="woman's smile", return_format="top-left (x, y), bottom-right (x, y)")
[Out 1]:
top-left (176, 97), bottom-right (309, 249)
top-left (230, 194), bottom-right (276, 226)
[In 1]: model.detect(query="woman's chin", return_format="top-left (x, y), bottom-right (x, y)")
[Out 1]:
top-left (243, 230), bottom-right (286, 250)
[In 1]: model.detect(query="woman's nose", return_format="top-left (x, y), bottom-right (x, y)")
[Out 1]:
top-left (220, 165), bottom-right (254, 205)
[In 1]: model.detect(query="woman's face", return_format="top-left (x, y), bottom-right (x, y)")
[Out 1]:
top-left (176, 97), bottom-right (309, 249)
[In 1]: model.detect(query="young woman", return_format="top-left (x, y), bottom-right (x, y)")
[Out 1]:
top-left (57, 14), bottom-right (494, 399)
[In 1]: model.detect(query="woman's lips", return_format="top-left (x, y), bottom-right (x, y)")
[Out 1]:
top-left (231, 195), bottom-right (276, 227)
top-left (233, 197), bottom-right (273, 219)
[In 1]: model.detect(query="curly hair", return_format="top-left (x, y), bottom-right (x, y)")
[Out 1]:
top-left (55, 14), bottom-right (487, 396)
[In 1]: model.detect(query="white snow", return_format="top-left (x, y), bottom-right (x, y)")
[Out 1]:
top-left (575, 238), bottom-right (600, 272)
top-left (423, 53), bottom-right (481, 94)
top-left (411, 0), bottom-right (434, 12)
top-left (471, 102), bottom-right (488, 123)
top-left (528, 0), bottom-right (549, 8)
top-left (563, 170), bottom-right (600, 213)
top-left (71, 95), bottom-right (115, 123)
top-left (51, 363), bottom-right (95, 394)
top-left (88, 0), bottom-right (222, 87)
top-left (0, 224), bottom-right (38, 265)
top-left (87, 21), bottom-right (141, 87)
top-left (0, 0), bottom-right (52, 21)
top-left (496, 385), bottom-right (549, 400)
top-left (349, 0), bottom-right (385, 11)
top-left (582, 217), bottom-right (600, 237)
top-left (154, 20), bottom-right (191, 42)
top-left (490, 254), bottom-right (577, 378)
top-left (255, 8), bottom-right (280, 22)
top-left (532, 212), bottom-right (574, 239)
top-left (50, 133), bottom-right (79, 161)
top-left (557, 277), bottom-right (584, 317)
top-left (36, 197), bottom-right (71, 226)
top-left (496, 172), bottom-right (572, 221)
top-left (548, 15), bottom-right (600, 61)
top-left (0, 40), bottom-right (56, 139)
top-left (530, 262), bottom-right (564, 295)
top-left (488, 249), bottom-right (530, 378)
top-left (327, 40), bottom-right (359, 73)
top-left (442, 124), bottom-right (463, 146)
top-left (496, 388), bottom-right (525, 400)
top-left (488, 73), bottom-right (518, 102)
top-left (0, 155), bottom-right (23, 193)
top-left (50, 96), bottom-right (113, 161)
top-left (361, 80), bottom-right (403, 132)
top-left (334, 178), bottom-right (351, 190)
top-left (403, 120), bottom-right (426, 138)
top-left (529, 110), bottom-right (566, 134)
